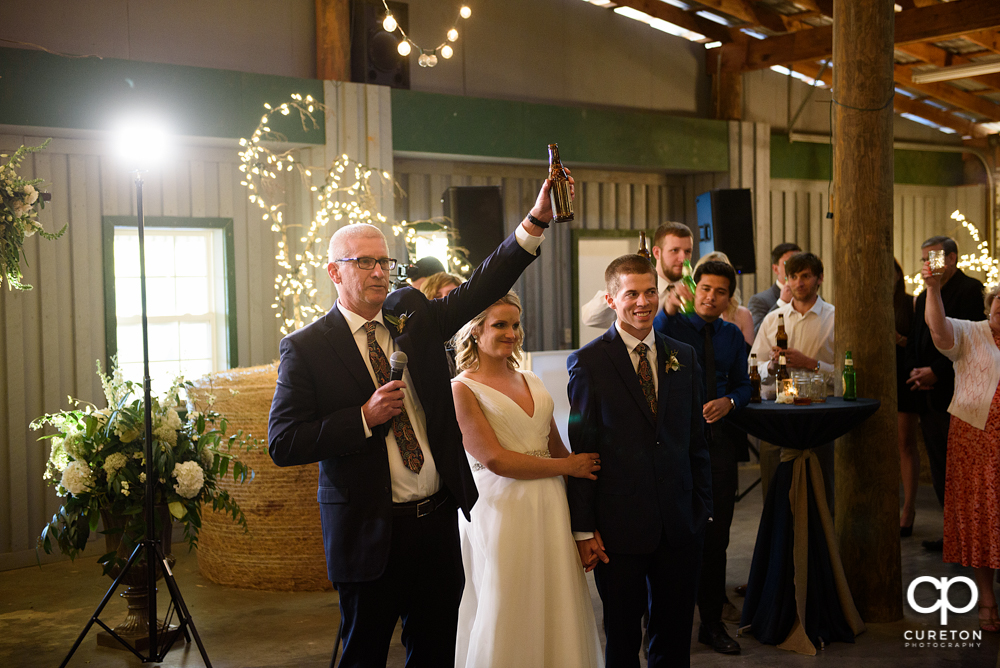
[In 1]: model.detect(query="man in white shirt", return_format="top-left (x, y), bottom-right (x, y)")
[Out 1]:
top-left (749, 252), bottom-right (835, 510)
top-left (746, 242), bottom-right (801, 336)
top-left (580, 221), bottom-right (693, 329)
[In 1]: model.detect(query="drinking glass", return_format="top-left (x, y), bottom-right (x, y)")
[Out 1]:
top-left (928, 249), bottom-right (946, 276)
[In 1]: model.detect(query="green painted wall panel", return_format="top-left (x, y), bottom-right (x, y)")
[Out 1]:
top-left (0, 47), bottom-right (324, 144)
top-left (392, 89), bottom-right (729, 172)
top-left (770, 134), bottom-right (965, 186)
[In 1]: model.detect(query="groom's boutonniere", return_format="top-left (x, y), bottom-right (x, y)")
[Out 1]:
top-left (666, 349), bottom-right (682, 373)
top-left (385, 311), bottom-right (413, 334)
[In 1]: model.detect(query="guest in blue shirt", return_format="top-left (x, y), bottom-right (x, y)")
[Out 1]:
top-left (654, 259), bottom-right (750, 656)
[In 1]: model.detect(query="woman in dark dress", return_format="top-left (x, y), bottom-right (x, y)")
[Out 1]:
top-left (895, 259), bottom-right (920, 535)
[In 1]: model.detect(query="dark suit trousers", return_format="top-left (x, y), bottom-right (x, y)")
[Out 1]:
top-left (697, 436), bottom-right (738, 625)
top-left (596, 531), bottom-right (705, 668)
top-left (334, 501), bottom-right (464, 668)
top-left (918, 397), bottom-right (952, 508)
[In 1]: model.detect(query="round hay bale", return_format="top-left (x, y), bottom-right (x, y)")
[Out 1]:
top-left (188, 363), bottom-right (332, 592)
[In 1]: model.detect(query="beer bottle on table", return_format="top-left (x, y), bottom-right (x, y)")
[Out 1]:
top-left (843, 350), bottom-right (857, 401)
top-left (749, 353), bottom-right (762, 403)
top-left (637, 231), bottom-right (652, 262)
top-left (547, 144), bottom-right (574, 223)
top-left (679, 259), bottom-right (697, 314)
top-left (776, 314), bottom-right (788, 350)
top-left (775, 354), bottom-right (789, 388)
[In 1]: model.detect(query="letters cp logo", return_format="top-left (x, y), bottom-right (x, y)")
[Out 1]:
top-left (907, 576), bottom-right (978, 625)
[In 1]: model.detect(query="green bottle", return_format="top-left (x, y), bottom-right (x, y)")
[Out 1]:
top-left (842, 350), bottom-right (857, 401)
top-left (680, 259), bottom-right (697, 315)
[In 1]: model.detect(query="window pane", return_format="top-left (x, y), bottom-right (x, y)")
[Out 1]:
top-left (180, 359), bottom-right (213, 383)
top-left (120, 362), bottom-right (145, 389)
top-left (144, 236), bottom-right (175, 277)
top-left (147, 322), bottom-right (180, 362)
top-left (115, 278), bottom-right (142, 318)
top-left (176, 278), bottom-right (210, 315)
top-left (179, 321), bottom-right (212, 359)
top-left (149, 361), bottom-right (182, 396)
top-left (116, 324), bottom-right (145, 365)
top-left (146, 278), bottom-right (177, 316)
top-left (114, 233), bottom-right (140, 277)
top-left (175, 236), bottom-right (208, 277)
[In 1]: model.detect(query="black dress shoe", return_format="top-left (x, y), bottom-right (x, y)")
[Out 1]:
top-left (699, 622), bottom-right (741, 655)
top-left (922, 538), bottom-right (944, 552)
top-left (900, 524), bottom-right (913, 538)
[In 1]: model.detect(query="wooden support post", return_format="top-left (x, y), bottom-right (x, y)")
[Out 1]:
top-left (833, 0), bottom-right (903, 622)
top-left (316, 0), bottom-right (351, 81)
top-left (710, 41), bottom-right (745, 121)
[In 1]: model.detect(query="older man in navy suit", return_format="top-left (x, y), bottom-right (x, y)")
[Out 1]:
top-left (268, 179), bottom-right (563, 667)
top-left (568, 254), bottom-right (713, 668)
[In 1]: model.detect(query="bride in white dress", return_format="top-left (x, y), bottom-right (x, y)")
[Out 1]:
top-left (450, 291), bottom-right (605, 668)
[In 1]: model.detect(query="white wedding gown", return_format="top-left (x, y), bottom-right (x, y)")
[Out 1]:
top-left (454, 371), bottom-right (604, 668)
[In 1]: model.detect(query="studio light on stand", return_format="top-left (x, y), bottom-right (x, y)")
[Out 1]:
top-left (60, 121), bottom-right (212, 667)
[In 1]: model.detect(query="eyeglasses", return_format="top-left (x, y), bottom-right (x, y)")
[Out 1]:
top-left (336, 257), bottom-right (398, 271)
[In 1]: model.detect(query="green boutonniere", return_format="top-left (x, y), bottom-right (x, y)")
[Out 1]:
top-left (666, 349), bottom-right (682, 373)
top-left (385, 311), bottom-right (413, 334)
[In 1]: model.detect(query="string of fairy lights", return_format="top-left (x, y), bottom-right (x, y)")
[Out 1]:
top-left (238, 93), bottom-right (474, 334)
top-left (381, 1), bottom-right (472, 67)
top-left (905, 209), bottom-right (1000, 295)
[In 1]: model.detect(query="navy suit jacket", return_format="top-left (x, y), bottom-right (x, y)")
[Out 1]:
top-left (268, 231), bottom-right (538, 582)
top-left (566, 325), bottom-right (713, 554)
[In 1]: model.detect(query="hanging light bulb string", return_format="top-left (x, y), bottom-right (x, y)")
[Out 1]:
top-left (381, 1), bottom-right (471, 67)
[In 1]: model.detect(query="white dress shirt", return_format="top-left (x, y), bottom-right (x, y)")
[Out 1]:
top-left (338, 225), bottom-right (545, 503)
top-left (581, 275), bottom-right (673, 329)
top-left (573, 322), bottom-right (657, 542)
top-left (749, 296), bottom-right (836, 392)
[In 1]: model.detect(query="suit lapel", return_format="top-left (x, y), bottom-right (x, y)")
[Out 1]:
top-left (655, 334), bottom-right (673, 423)
top-left (322, 302), bottom-right (376, 394)
top-left (603, 326), bottom-right (656, 427)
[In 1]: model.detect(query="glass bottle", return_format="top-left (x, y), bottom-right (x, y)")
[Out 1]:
top-left (749, 353), bottom-right (761, 403)
top-left (843, 350), bottom-right (857, 401)
top-left (679, 259), bottom-right (697, 315)
top-left (776, 354), bottom-right (789, 387)
top-left (547, 144), bottom-right (574, 223)
top-left (637, 231), bottom-right (652, 262)
top-left (775, 314), bottom-right (788, 350)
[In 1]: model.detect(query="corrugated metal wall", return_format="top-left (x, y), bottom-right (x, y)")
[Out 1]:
top-left (0, 81), bottom-right (392, 570)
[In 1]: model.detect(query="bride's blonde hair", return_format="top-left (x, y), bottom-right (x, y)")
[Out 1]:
top-left (453, 291), bottom-right (524, 372)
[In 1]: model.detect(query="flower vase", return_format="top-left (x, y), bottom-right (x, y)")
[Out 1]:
top-left (96, 506), bottom-right (182, 652)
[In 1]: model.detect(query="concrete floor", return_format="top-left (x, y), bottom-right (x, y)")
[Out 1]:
top-left (2, 468), bottom-right (998, 667)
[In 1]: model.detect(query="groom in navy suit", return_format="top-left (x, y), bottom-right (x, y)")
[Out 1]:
top-left (268, 180), bottom-right (561, 667)
top-left (568, 254), bottom-right (712, 668)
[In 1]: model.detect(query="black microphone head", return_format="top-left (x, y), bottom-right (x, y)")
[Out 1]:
top-left (389, 351), bottom-right (408, 371)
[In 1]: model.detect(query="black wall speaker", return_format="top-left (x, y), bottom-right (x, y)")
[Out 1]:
top-left (442, 186), bottom-right (505, 269)
top-left (350, 0), bottom-right (410, 89)
top-left (696, 188), bottom-right (756, 275)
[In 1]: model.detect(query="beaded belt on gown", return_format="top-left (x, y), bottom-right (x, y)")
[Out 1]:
top-left (471, 449), bottom-right (550, 472)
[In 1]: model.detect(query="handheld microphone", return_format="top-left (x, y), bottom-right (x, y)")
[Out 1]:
top-left (389, 351), bottom-right (408, 382)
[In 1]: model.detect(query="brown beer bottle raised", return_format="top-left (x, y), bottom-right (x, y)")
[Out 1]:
top-left (548, 143), bottom-right (574, 223)
top-left (775, 314), bottom-right (788, 350)
top-left (749, 353), bottom-right (762, 403)
top-left (637, 231), bottom-right (652, 261)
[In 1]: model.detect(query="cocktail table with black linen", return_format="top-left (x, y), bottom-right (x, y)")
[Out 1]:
top-left (728, 397), bottom-right (880, 655)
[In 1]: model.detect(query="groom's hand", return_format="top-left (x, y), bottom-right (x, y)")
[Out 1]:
top-left (576, 530), bottom-right (609, 573)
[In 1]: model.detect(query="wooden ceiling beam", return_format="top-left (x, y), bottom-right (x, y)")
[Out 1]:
top-left (612, 0), bottom-right (734, 43)
top-left (961, 29), bottom-right (1000, 52)
top-left (730, 0), bottom-right (1000, 72)
top-left (695, 0), bottom-right (786, 33)
top-left (796, 59), bottom-right (989, 137)
top-left (894, 64), bottom-right (1000, 122)
top-left (896, 43), bottom-right (1000, 91)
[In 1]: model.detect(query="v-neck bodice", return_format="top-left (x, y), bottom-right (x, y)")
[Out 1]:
top-left (453, 371), bottom-right (553, 456)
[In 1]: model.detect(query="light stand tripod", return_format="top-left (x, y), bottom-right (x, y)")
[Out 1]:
top-left (59, 171), bottom-right (212, 667)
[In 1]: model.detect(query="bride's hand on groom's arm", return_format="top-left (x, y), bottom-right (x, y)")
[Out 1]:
top-left (564, 452), bottom-right (600, 480)
top-left (576, 531), bottom-right (609, 573)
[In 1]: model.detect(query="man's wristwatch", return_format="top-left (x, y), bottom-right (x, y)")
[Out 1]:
top-left (729, 397), bottom-right (736, 411)
top-left (814, 360), bottom-right (821, 372)
top-left (526, 212), bottom-right (549, 229)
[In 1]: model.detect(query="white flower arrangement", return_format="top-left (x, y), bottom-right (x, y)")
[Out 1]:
top-left (0, 139), bottom-right (66, 291)
top-left (32, 359), bottom-right (257, 575)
